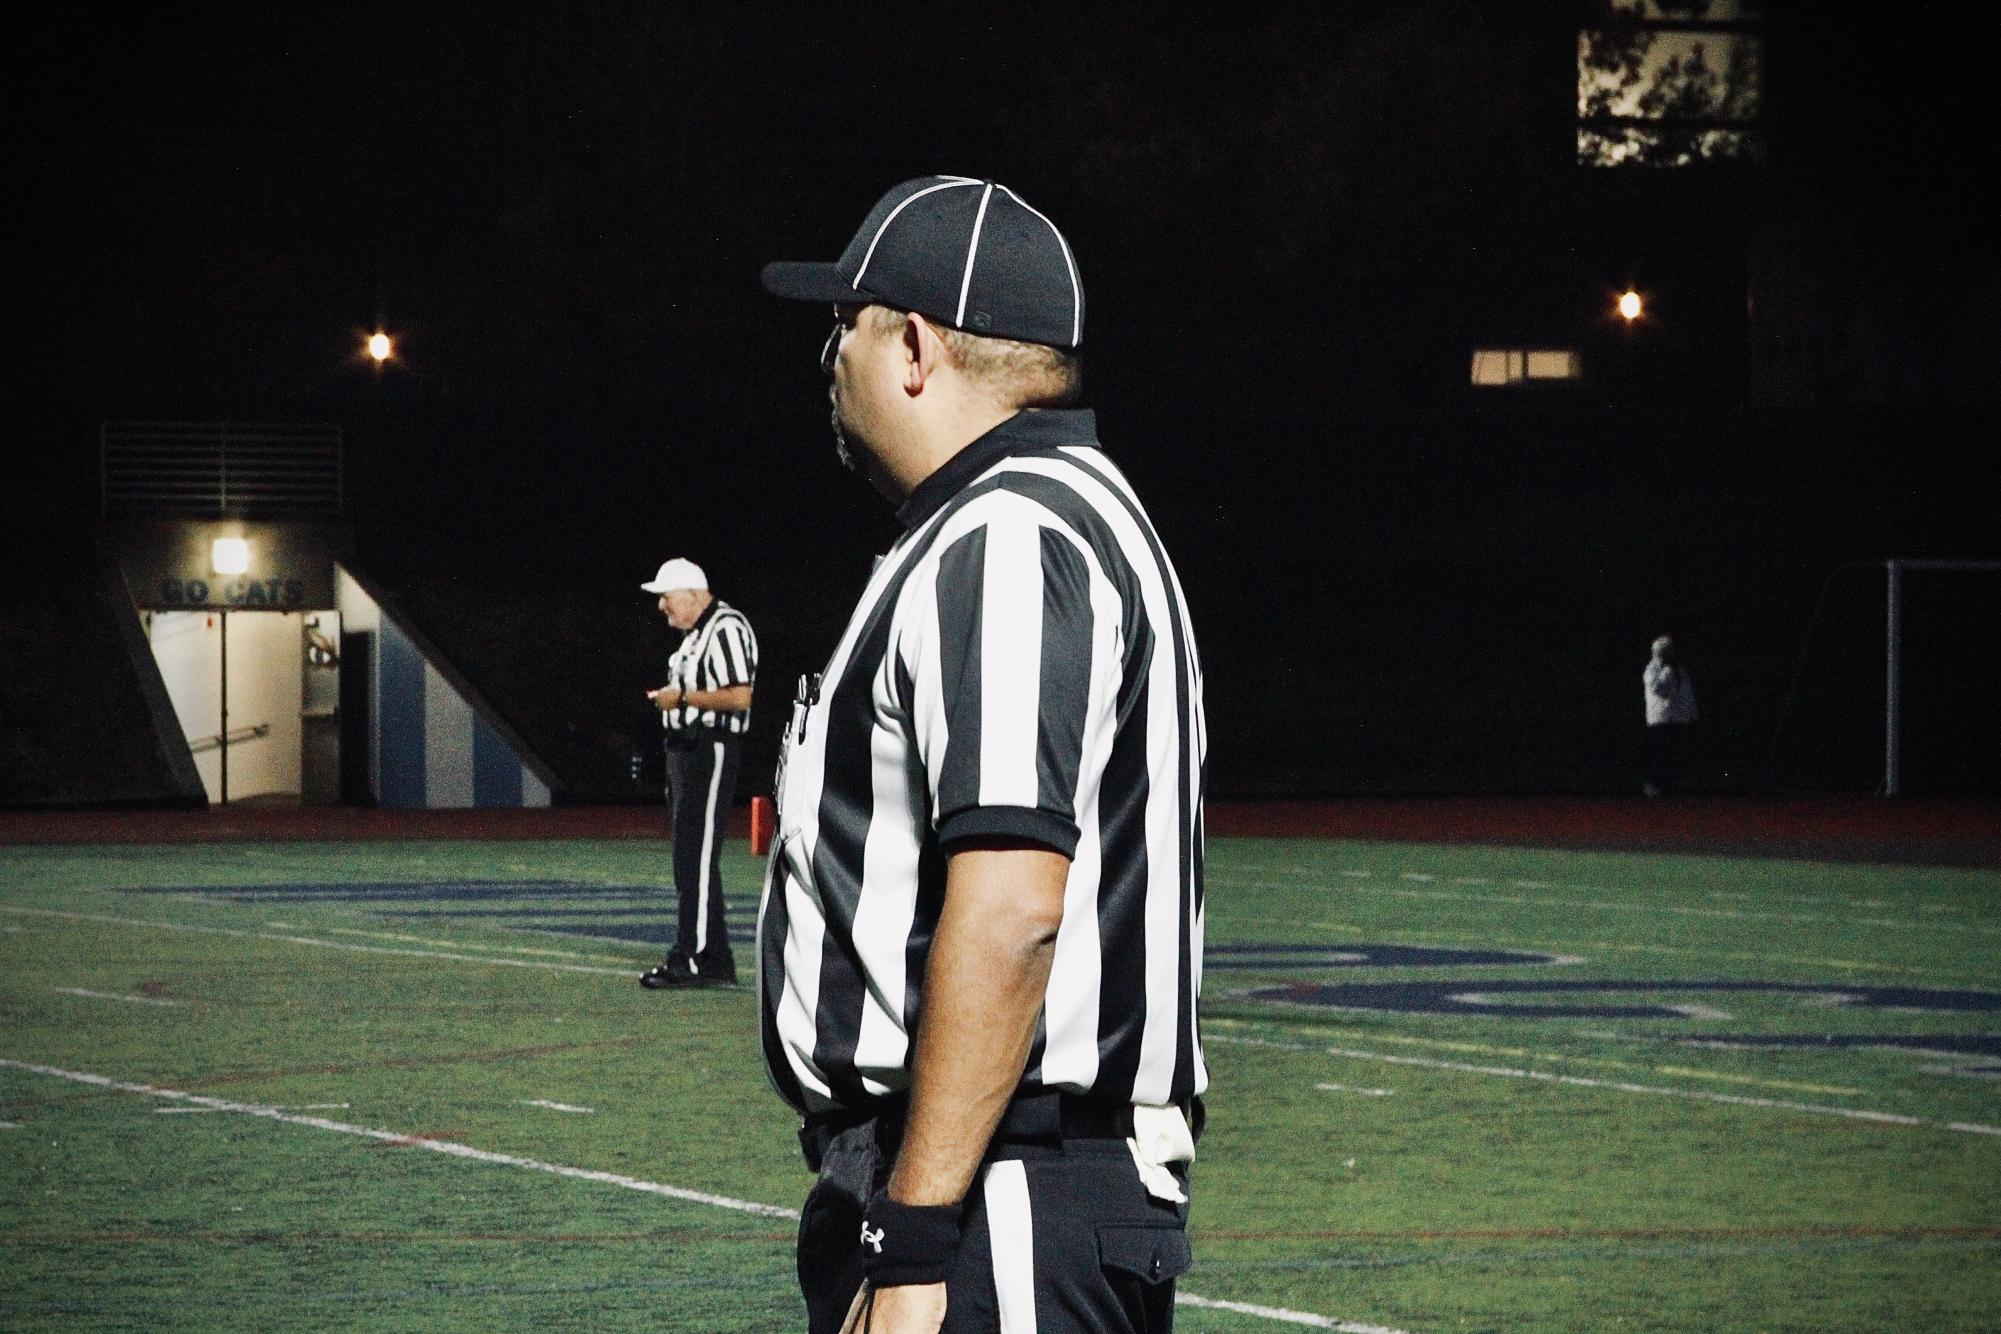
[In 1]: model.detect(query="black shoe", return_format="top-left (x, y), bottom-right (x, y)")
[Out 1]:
top-left (639, 955), bottom-right (735, 989)
top-left (639, 955), bottom-right (700, 989)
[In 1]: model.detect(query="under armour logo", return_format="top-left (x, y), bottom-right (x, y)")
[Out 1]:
top-left (860, 1223), bottom-right (884, 1254)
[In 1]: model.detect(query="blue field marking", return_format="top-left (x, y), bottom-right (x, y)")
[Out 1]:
top-left (138, 881), bottom-right (663, 903)
top-left (387, 906), bottom-right (675, 919)
top-left (1207, 943), bottom-right (1570, 970)
top-left (1246, 978), bottom-right (2001, 1019)
top-left (511, 922), bottom-right (757, 946)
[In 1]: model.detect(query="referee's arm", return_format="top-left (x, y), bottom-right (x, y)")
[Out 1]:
top-left (858, 840), bottom-right (1067, 1333)
top-left (864, 513), bottom-right (1094, 1324)
top-left (889, 841), bottom-right (1068, 1209)
top-left (892, 514), bottom-right (1095, 1208)
top-left (656, 683), bottom-right (753, 713)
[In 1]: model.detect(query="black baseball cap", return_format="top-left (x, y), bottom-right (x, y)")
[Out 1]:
top-left (761, 176), bottom-right (1084, 349)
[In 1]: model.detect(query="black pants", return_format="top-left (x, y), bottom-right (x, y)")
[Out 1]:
top-left (663, 730), bottom-right (740, 972)
top-left (796, 1097), bottom-right (1192, 1333)
top-left (1645, 722), bottom-right (1694, 794)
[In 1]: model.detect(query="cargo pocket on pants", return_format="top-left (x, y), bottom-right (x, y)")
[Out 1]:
top-left (1098, 1223), bottom-right (1193, 1287)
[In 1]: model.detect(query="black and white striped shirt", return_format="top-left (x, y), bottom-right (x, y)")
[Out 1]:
top-left (663, 599), bottom-right (758, 735)
top-left (759, 408), bottom-right (1207, 1116)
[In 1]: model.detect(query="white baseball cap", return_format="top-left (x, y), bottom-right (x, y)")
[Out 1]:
top-left (641, 558), bottom-right (708, 594)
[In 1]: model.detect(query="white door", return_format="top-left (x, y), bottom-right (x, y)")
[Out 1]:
top-left (147, 610), bottom-right (306, 804)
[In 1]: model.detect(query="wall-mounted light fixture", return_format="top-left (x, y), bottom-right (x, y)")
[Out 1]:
top-left (212, 537), bottom-right (250, 575)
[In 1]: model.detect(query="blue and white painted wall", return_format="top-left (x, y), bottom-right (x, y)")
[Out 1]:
top-left (335, 565), bottom-right (553, 808)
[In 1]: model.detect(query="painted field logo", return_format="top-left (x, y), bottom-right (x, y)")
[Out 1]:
top-left (1223, 950), bottom-right (2001, 1078)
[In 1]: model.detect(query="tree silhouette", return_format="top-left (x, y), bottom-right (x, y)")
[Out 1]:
top-left (1577, 1), bottom-right (1764, 167)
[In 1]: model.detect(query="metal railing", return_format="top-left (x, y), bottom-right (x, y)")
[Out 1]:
top-left (187, 723), bottom-right (271, 755)
top-left (101, 421), bottom-right (343, 518)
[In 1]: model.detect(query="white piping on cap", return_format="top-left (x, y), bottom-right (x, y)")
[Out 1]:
top-left (954, 182), bottom-right (997, 328)
top-left (852, 176), bottom-right (982, 290)
top-left (997, 184), bottom-right (1083, 347)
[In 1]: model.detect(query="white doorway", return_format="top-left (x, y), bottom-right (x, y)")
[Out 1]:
top-left (146, 609), bottom-right (328, 805)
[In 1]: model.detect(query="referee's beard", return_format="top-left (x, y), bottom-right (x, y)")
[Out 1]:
top-left (829, 393), bottom-right (884, 484)
top-left (829, 381), bottom-right (903, 504)
top-left (830, 401), bottom-right (859, 474)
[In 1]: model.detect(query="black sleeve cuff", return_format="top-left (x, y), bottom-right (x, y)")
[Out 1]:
top-left (936, 806), bottom-right (1079, 859)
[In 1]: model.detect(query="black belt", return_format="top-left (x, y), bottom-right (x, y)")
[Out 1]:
top-left (799, 1090), bottom-right (1177, 1174)
top-left (664, 726), bottom-right (737, 748)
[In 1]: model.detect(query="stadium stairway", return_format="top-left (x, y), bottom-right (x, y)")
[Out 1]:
top-left (0, 549), bottom-right (586, 812)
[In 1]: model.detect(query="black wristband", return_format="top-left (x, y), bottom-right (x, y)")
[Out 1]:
top-left (859, 1194), bottom-right (962, 1288)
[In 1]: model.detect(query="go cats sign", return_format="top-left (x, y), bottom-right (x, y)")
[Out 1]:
top-left (157, 577), bottom-right (308, 609)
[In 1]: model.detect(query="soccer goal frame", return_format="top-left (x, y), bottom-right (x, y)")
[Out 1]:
top-left (1883, 559), bottom-right (2001, 796)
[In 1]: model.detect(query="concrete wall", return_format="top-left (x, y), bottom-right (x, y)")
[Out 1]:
top-left (335, 565), bottom-right (551, 808)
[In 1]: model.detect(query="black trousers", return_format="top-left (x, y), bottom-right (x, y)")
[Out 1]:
top-left (796, 1097), bottom-right (1192, 1333)
top-left (663, 730), bottom-right (741, 971)
top-left (1645, 721), bottom-right (1695, 793)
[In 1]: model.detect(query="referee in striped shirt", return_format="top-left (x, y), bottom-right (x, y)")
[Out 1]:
top-left (761, 177), bottom-right (1207, 1333)
top-left (638, 557), bottom-right (757, 989)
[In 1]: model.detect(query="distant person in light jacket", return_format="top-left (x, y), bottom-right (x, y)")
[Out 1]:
top-left (1643, 634), bottom-right (1698, 797)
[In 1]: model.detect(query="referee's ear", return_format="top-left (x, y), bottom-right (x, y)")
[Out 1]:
top-left (901, 311), bottom-right (946, 398)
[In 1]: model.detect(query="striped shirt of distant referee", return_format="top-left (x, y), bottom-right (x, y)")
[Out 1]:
top-left (759, 406), bottom-right (1208, 1117)
top-left (663, 601), bottom-right (758, 735)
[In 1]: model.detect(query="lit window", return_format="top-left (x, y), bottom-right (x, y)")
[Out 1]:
top-left (1471, 349), bottom-right (1582, 387)
top-left (1578, 1), bottom-right (1764, 167)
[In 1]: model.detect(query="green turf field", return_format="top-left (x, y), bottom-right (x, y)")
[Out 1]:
top-left (3, 836), bottom-right (1997, 1332)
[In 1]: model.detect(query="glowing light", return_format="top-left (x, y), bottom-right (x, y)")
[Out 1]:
top-left (212, 538), bottom-right (250, 575)
top-left (368, 332), bottom-right (393, 363)
top-left (1618, 290), bottom-right (1643, 321)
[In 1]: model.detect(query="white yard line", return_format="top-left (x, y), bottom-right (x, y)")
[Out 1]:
top-left (157, 1103), bottom-right (350, 1115)
top-left (0, 1055), bottom-right (1393, 1331)
top-left (327, 927), bottom-right (633, 965)
top-left (1316, 1083), bottom-right (1395, 1097)
top-left (1175, 1292), bottom-right (1414, 1332)
top-left (1213, 1034), bottom-right (2001, 1136)
top-left (1225, 1020), bottom-right (1864, 1097)
top-left (51, 987), bottom-right (183, 1008)
top-left (522, 1099), bottom-right (596, 1113)
top-left (2, 906), bottom-right (636, 977)
top-left (0, 1057), bottom-right (795, 1218)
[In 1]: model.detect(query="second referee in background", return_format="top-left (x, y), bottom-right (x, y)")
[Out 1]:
top-left (760, 176), bottom-right (1208, 1333)
top-left (638, 557), bottom-right (757, 990)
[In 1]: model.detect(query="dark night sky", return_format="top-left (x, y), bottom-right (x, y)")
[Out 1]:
top-left (16, 7), bottom-right (1991, 430)
top-left (19, 5), bottom-right (1987, 420)
top-left (11, 4), bottom-right (1997, 796)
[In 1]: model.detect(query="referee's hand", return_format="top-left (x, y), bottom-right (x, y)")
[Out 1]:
top-left (839, 1281), bottom-right (946, 1333)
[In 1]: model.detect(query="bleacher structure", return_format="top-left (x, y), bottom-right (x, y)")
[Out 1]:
top-left (97, 422), bottom-right (557, 809)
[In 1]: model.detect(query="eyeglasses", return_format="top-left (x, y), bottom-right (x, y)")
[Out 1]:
top-left (821, 306), bottom-right (876, 375)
